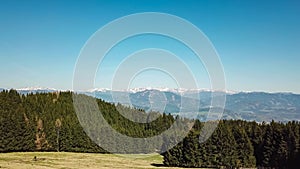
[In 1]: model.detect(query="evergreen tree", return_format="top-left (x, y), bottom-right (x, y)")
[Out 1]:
top-left (234, 124), bottom-right (256, 167)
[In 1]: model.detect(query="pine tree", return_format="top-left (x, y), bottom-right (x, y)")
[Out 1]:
top-left (232, 123), bottom-right (256, 168)
top-left (55, 118), bottom-right (62, 152)
top-left (35, 118), bottom-right (50, 151)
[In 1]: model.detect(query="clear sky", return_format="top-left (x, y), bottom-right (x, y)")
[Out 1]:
top-left (0, 0), bottom-right (299, 93)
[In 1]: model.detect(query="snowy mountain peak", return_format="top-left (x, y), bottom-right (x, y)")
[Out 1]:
top-left (16, 87), bottom-right (57, 91)
top-left (87, 88), bottom-right (111, 92)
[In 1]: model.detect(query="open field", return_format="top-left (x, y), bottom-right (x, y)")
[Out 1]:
top-left (0, 152), bottom-right (202, 169)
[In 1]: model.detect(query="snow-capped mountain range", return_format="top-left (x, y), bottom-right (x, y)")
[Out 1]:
top-left (84, 87), bottom-right (238, 94)
top-left (3, 86), bottom-right (288, 95)
top-left (2, 87), bottom-right (300, 122)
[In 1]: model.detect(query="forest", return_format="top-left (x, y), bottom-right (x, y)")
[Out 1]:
top-left (0, 89), bottom-right (299, 169)
top-left (162, 120), bottom-right (300, 169)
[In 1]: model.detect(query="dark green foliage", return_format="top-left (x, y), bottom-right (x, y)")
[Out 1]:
top-left (231, 122), bottom-right (256, 168)
top-left (163, 119), bottom-right (300, 169)
top-left (0, 90), bottom-right (173, 153)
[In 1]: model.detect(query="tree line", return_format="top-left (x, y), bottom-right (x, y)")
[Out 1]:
top-left (0, 89), bottom-right (174, 153)
top-left (0, 89), bottom-right (299, 168)
top-left (162, 120), bottom-right (300, 169)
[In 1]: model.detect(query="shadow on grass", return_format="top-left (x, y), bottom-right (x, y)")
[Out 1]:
top-left (151, 163), bottom-right (165, 167)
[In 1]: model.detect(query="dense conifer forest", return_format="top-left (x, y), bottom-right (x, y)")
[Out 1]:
top-left (0, 89), bottom-right (299, 168)
top-left (162, 120), bottom-right (300, 169)
top-left (0, 89), bottom-right (175, 153)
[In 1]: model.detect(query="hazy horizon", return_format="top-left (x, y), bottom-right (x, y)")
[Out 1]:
top-left (1, 86), bottom-right (300, 95)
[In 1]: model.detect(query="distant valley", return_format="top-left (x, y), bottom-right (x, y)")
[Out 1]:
top-left (6, 87), bottom-right (300, 122)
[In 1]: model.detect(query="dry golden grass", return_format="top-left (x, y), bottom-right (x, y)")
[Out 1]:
top-left (0, 152), bottom-right (202, 169)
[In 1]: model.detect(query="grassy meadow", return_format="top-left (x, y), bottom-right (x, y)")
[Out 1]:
top-left (0, 152), bottom-right (200, 169)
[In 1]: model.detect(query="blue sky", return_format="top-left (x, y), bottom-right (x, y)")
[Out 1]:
top-left (0, 0), bottom-right (299, 93)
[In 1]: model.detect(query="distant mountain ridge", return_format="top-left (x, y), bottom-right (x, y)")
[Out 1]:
top-left (5, 87), bottom-right (300, 122)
